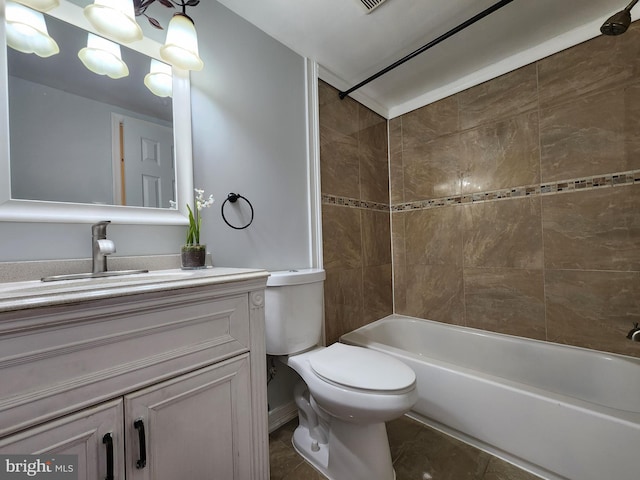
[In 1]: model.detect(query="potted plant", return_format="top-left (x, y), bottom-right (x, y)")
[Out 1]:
top-left (181, 188), bottom-right (214, 269)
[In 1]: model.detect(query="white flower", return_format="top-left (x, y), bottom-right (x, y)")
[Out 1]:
top-left (195, 189), bottom-right (215, 211)
top-left (186, 188), bottom-right (214, 246)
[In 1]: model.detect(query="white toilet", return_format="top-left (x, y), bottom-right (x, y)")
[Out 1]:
top-left (265, 269), bottom-right (417, 480)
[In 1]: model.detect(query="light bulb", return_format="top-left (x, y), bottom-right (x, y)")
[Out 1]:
top-left (84, 0), bottom-right (142, 43)
top-left (78, 33), bottom-right (129, 79)
top-left (5, 1), bottom-right (59, 57)
top-left (14, 0), bottom-right (59, 12)
top-left (144, 59), bottom-right (173, 97)
top-left (160, 13), bottom-right (204, 71)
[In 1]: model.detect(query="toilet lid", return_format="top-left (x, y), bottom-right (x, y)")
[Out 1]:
top-left (308, 343), bottom-right (416, 392)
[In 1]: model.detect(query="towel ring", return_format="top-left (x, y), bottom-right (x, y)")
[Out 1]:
top-left (221, 193), bottom-right (254, 230)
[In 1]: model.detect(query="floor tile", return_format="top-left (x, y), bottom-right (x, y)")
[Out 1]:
top-left (269, 416), bottom-right (542, 480)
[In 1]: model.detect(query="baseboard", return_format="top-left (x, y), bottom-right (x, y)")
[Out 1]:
top-left (268, 401), bottom-right (298, 433)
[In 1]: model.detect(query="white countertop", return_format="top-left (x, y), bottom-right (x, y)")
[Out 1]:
top-left (0, 267), bottom-right (269, 313)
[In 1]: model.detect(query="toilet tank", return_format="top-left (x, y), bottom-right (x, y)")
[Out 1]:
top-left (265, 269), bottom-right (325, 355)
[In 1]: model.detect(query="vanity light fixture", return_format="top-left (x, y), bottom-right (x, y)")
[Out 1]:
top-left (84, 0), bottom-right (143, 44)
top-left (144, 58), bottom-right (173, 97)
top-left (5, 1), bottom-right (59, 57)
top-left (78, 33), bottom-right (129, 79)
top-left (14, 0), bottom-right (59, 12)
top-left (160, 11), bottom-right (203, 71)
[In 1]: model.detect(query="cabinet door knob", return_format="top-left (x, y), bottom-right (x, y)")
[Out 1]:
top-left (102, 433), bottom-right (114, 480)
top-left (134, 418), bottom-right (147, 469)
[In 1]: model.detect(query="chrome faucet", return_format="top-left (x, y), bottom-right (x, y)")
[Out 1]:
top-left (627, 323), bottom-right (640, 342)
top-left (92, 221), bottom-right (116, 274)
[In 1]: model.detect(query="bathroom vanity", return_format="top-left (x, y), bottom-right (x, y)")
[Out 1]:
top-left (0, 267), bottom-right (270, 479)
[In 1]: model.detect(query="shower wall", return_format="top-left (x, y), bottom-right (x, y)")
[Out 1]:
top-left (319, 81), bottom-right (392, 345)
top-left (391, 24), bottom-right (640, 358)
top-left (319, 24), bottom-right (640, 357)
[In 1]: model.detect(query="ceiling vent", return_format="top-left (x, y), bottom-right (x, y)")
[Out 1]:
top-left (358, 0), bottom-right (389, 14)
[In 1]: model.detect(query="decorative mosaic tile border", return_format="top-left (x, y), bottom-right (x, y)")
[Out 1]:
top-left (321, 170), bottom-right (640, 213)
top-left (321, 194), bottom-right (390, 212)
top-left (391, 169), bottom-right (640, 212)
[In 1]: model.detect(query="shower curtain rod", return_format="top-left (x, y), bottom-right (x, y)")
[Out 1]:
top-left (338, 0), bottom-right (515, 99)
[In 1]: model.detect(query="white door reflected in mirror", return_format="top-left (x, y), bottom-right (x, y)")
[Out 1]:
top-left (113, 114), bottom-right (175, 209)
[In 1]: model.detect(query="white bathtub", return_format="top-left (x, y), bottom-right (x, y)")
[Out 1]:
top-left (340, 314), bottom-right (640, 480)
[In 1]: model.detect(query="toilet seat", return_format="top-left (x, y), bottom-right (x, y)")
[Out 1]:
top-left (308, 343), bottom-right (416, 393)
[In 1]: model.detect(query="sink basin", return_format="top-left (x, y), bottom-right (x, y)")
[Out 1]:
top-left (0, 270), bottom-right (198, 299)
top-left (41, 269), bottom-right (150, 282)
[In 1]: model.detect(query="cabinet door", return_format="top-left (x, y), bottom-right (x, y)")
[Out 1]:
top-left (0, 399), bottom-right (124, 480)
top-left (125, 354), bottom-right (253, 480)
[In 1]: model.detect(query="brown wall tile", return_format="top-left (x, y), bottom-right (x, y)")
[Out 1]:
top-left (319, 80), bottom-right (392, 344)
top-left (401, 96), bottom-right (458, 148)
top-left (404, 207), bottom-right (462, 266)
top-left (464, 268), bottom-right (546, 339)
top-left (400, 264), bottom-right (465, 326)
top-left (362, 210), bottom-right (392, 267)
top-left (389, 117), bottom-right (404, 205)
top-left (360, 143), bottom-right (389, 204)
top-left (321, 205), bottom-right (361, 271)
top-left (319, 126), bottom-right (359, 198)
top-left (539, 86), bottom-right (640, 182)
top-left (542, 185), bottom-right (640, 271)
top-left (359, 102), bottom-right (386, 131)
top-left (545, 269), bottom-right (640, 356)
top-left (463, 197), bottom-right (543, 269)
top-left (359, 109), bottom-right (388, 151)
top-left (460, 111), bottom-right (540, 193)
top-left (391, 212), bottom-right (406, 268)
top-left (324, 268), bottom-right (363, 345)
top-left (403, 135), bottom-right (461, 201)
top-left (458, 65), bottom-right (538, 130)
top-left (318, 81), bottom-right (359, 137)
top-left (537, 22), bottom-right (640, 109)
top-left (364, 264), bottom-right (393, 324)
top-left (391, 213), bottom-right (407, 313)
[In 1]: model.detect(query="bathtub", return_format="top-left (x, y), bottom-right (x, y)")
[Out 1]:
top-left (340, 314), bottom-right (640, 480)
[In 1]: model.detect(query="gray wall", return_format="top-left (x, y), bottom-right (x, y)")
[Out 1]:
top-left (190, 2), bottom-right (311, 272)
top-left (0, 3), bottom-right (311, 269)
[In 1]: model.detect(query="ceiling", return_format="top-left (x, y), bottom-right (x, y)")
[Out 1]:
top-left (215, 0), bottom-right (634, 118)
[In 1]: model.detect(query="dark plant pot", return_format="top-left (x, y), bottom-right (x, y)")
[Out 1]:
top-left (181, 244), bottom-right (207, 269)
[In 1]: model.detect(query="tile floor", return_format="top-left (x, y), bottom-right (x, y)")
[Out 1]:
top-left (269, 415), bottom-right (542, 480)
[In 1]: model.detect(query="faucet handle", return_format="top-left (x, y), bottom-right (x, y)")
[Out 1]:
top-left (96, 239), bottom-right (116, 255)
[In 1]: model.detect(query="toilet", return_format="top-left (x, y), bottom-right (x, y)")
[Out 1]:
top-left (265, 269), bottom-right (417, 480)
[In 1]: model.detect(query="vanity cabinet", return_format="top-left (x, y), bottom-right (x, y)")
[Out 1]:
top-left (0, 399), bottom-right (124, 479)
top-left (124, 355), bottom-right (252, 480)
top-left (0, 269), bottom-right (270, 479)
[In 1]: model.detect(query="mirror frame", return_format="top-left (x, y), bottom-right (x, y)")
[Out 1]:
top-left (0, 0), bottom-right (192, 225)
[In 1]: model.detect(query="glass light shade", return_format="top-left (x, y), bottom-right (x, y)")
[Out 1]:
top-left (5, 2), bottom-right (59, 57)
top-left (78, 33), bottom-right (129, 79)
top-left (144, 59), bottom-right (173, 97)
top-left (14, 0), bottom-right (59, 12)
top-left (160, 13), bottom-right (204, 71)
top-left (84, 0), bottom-right (142, 43)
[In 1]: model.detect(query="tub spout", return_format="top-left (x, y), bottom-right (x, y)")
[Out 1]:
top-left (627, 322), bottom-right (640, 341)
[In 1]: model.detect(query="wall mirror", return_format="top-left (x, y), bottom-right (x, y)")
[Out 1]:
top-left (0, 0), bottom-right (193, 224)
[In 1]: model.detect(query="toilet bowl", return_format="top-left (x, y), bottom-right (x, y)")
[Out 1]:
top-left (265, 269), bottom-right (417, 480)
